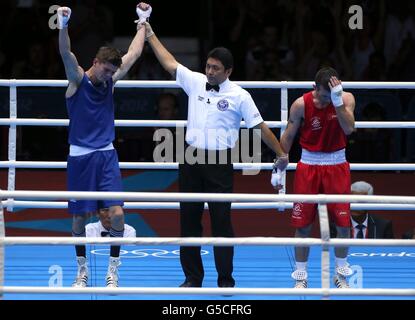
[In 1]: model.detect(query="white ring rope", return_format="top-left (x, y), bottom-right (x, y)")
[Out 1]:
top-left (1, 79), bottom-right (415, 89)
top-left (1, 118), bottom-right (415, 129)
top-left (3, 236), bottom-right (414, 247)
top-left (1, 161), bottom-right (414, 171)
top-left (1, 190), bottom-right (415, 204)
top-left (3, 200), bottom-right (415, 211)
top-left (2, 286), bottom-right (415, 296)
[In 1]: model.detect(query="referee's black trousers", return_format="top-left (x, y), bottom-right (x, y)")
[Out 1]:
top-left (179, 149), bottom-right (234, 287)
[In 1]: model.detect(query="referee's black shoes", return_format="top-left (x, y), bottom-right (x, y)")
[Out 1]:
top-left (179, 280), bottom-right (202, 288)
top-left (218, 281), bottom-right (235, 297)
top-left (179, 280), bottom-right (234, 288)
top-left (218, 281), bottom-right (234, 288)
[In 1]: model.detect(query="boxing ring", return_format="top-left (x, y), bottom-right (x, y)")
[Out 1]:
top-left (0, 80), bottom-right (415, 300)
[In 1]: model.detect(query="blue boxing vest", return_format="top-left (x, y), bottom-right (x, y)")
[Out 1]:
top-left (66, 73), bottom-right (115, 149)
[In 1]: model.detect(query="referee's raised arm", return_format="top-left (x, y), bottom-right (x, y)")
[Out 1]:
top-left (144, 22), bottom-right (179, 77)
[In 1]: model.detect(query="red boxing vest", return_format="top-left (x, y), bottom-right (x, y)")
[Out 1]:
top-left (299, 91), bottom-right (347, 152)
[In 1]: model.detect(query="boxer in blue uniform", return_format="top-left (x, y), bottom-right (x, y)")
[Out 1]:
top-left (57, 3), bottom-right (151, 287)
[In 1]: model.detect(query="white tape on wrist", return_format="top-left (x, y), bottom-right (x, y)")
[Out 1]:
top-left (135, 5), bottom-right (152, 24)
top-left (331, 84), bottom-right (343, 107)
top-left (57, 7), bottom-right (71, 29)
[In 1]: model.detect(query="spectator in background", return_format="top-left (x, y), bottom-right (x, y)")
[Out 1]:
top-left (155, 92), bottom-right (179, 120)
top-left (69, 0), bottom-right (114, 69)
top-left (298, 31), bottom-right (332, 80)
top-left (2, 0), bottom-right (48, 69)
top-left (245, 26), bottom-right (294, 81)
top-left (331, 181), bottom-right (394, 239)
top-left (383, 2), bottom-right (415, 68)
top-left (361, 51), bottom-right (388, 81)
top-left (212, 0), bottom-right (269, 79)
top-left (86, 208), bottom-right (136, 238)
top-left (388, 35), bottom-right (415, 81)
top-left (347, 102), bottom-right (392, 163)
top-left (351, 17), bottom-right (383, 80)
top-left (12, 42), bottom-right (60, 79)
top-left (152, 92), bottom-right (180, 162)
top-left (127, 44), bottom-right (171, 80)
top-left (0, 50), bottom-right (7, 78)
top-left (402, 228), bottom-right (415, 239)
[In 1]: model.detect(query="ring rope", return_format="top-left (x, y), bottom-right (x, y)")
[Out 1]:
top-left (1, 190), bottom-right (415, 204)
top-left (1, 79), bottom-right (415, 89)
top-left (1, 161), bottom-right (415, 171)
top-left (2, 286), bottom-right (415, 296)
top-left (3, 200), bottom-right (415, 211)
top-left (1, 118), bottom-right (415, 129)
top-left (2, 236), bottom-right (414, 247)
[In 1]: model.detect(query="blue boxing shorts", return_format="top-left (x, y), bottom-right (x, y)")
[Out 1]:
top-left (67, 149), bottom-right (124, 214)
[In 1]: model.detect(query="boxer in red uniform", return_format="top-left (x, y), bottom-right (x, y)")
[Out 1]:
top-left (280, 67), bottom-right (356, 288)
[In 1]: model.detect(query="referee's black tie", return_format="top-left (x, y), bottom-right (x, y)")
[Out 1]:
top-left (101, 231), bottom-right (110, 237)
top-left (356, 224), bottom-right (364, 239)
top-left (206, 83), bottom-right (220, 92)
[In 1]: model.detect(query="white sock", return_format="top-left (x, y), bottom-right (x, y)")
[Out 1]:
top-left (295, 261), bottom-right (307, 270)
top-left (335, 257), bottom-right (347, 267)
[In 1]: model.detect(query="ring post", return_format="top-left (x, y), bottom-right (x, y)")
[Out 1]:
top-left (0, 192), bottom-right (5, 299)
top-left (318, 203), bottom-right (331, 300)
top-left (7, 80), bottom-right (17, 212)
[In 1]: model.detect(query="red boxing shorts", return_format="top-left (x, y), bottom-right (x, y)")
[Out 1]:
top-left (291, 161), bottom-right (351, 228)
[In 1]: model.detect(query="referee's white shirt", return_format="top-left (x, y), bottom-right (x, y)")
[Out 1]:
top-left (176, 64), bottom-right (264, 150)
top-left (85, 221), bottom-right (136, 238)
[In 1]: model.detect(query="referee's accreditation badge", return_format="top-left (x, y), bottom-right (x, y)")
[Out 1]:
top-left (217, 99), bottom-right (229, 111)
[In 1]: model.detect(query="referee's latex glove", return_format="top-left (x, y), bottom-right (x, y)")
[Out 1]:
top-left (57, 7), bottom-right (71, 29)
top-left (135, 2), bottom-right (152, 25)
top-left (270, 168), bottom-right (283, 190)
top-left (144, 22), bottom-right (155, 39)
top-left (273, 154), bottom-right (289, 172)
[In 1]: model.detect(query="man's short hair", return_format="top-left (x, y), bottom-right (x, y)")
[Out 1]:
top-left (207, 47), bottom-right (234, 70)
top-left (95, 46), bottom-right (122, 68)
top-left (351, 181), bottom-right (374, 195)
top-left (315, 67), bottom-right (339, 91)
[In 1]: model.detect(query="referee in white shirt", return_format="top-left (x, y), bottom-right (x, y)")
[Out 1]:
top-left (86, 209), bottom-right (136, 238)
top-left (145, 22), bottom-right (288, 288)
